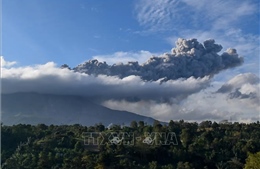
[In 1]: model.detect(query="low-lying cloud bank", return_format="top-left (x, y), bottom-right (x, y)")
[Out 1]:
top-left (1, 61), bottom-right (210, 101)
top-left (103, 73), bottom-right (259, 123)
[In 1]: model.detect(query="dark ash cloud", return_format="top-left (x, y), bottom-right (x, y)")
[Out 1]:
top-left (73, 38), bottom-right (243, 81)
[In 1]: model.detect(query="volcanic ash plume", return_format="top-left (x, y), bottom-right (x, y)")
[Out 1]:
top-left (73, 38), bottom-right (243, 81)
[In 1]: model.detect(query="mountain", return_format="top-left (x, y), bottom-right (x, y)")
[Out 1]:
top-left (1, 92), bottom-right (156, 126)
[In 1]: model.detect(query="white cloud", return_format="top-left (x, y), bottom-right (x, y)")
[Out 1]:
top-left (102, 73), bottom-right (259, 123)
top-left (1, 62), bottom-right (210, 101)
top-left (0, 56), bottom-right (17, 68)
top-left (220, 73), bottom-right (259, 89)
top-left (2, 59), bottom-right (258, 123)
top-left (217, 73), bottom-right (260, 106)
top-left (239, 83), bottom-right (259, 95)
top-left (134, 0), bottom-right (258, 32)
top-left (92, 50), bottom-right (157, 64)
top-left (103, 80), bottom-right (259, 123)
top-left (182, 0), bottom-right (257, 30)
top-left (134, 0), bottom-right (184, 32)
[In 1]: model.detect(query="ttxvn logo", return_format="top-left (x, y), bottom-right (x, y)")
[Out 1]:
top-left (82, 132), bottom-right (178, 146)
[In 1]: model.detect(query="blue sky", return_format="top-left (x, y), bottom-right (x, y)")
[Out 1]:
top-left (2, 0), bottom-right (260, 86)
top-left (1, 0), bottom-right (260, 122)
top-left (3, 0), bottom-right (259, 72)
top-left (2, 0), bottom-right (171, 66)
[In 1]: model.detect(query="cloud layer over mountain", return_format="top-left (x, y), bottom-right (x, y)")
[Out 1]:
top-left (103, 73), bottom-right (259, 123)
top-left (1, 62), bottom-right (210, 102)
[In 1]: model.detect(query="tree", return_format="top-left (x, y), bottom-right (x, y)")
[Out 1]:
top-left (169, 120), bottom-right (174, 130)
top-left (82, 155), bottom-right (95, 168)
top-left (180, 128), bottom-right (193, 150)
top-left (95, 123), bottom-right (105, 132)
top-left (199, 121), bottom-right (212, 128)
top-left (74, 141), bottom-right (83, 152)
top-left (216, 161), bottom-right (226, 169)
top-left (2, 121), bottom-right (260, 169)
top-left (177, 161), bottom-right (194, 169)
top-left (153, 120), bottom-right (160, 127)
top-left (153, 120), bottom-right (163, 132)
top-left (38, 151), bottom-right (51, 168)
top-left (149, 161), bottom-right (158, 169)
top-left (139, 121), bottom-right (145, 128)
top-left (212, 122), bottom-right (219, 129)
top-left (162, 164), bottom-right (174, 169)
top-left (244, 152), bottom-right (260, 169)
top-left (226, 156), bottom-right (244, 169)
top-left (130, 121), bottom-right (138, 129)
top-left (95, 164), bottom-right (105, 169)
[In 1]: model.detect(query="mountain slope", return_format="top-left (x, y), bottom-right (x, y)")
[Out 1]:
top-left (1, 92), bottom-right (156, 126)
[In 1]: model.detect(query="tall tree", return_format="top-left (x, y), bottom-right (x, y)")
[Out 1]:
top-left (244, 152), bottom-right (260, 169)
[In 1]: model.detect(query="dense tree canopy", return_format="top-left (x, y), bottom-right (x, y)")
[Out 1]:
top-left (1, 121), bottom-right (260, 169)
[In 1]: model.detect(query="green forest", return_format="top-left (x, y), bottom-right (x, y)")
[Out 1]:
top-left (1, 120), bottom-right (260, 169)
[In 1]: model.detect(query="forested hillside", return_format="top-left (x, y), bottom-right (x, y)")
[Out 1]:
top-left (1, 120), bottom-right (260, 169)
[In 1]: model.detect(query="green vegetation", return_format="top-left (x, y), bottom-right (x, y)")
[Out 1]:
top-left (1, 120), bottom-right (260, 169)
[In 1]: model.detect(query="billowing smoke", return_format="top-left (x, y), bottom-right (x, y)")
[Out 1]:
top-left (73, 38), bottom-right (243, 81)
